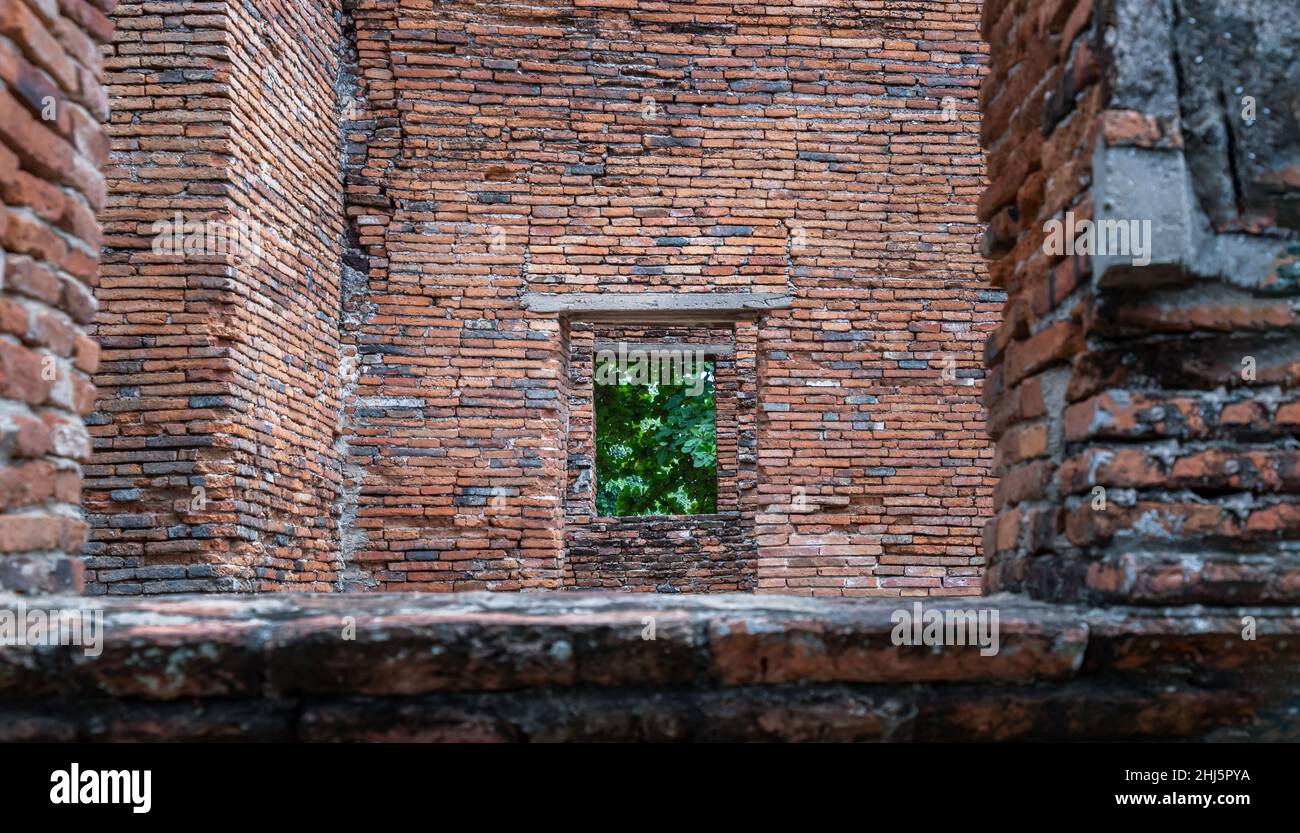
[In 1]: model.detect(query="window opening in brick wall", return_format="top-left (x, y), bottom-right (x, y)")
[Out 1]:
top-left (593, 348), bottom-right (717, 517)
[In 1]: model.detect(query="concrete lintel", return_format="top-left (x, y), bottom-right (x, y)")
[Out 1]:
top-left (521, 291), bottom-right (793, 321)
top-left (592, 341), bottom-right (734, 356)
top-left (1091, 141), bottom-right (1292, 291)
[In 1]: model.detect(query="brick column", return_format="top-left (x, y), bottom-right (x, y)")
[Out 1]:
top-left (981, 0), bottom-right (1300, 604)
top-left (88, 0), bottom-right (343, 593)
top-left (0, 0), bottom-right (116, 593)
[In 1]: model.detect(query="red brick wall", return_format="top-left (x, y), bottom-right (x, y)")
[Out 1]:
top-left (83, 0), bottom-right (995, 595)
top-left (90, 1), bottom-right (239, 592)
top-left (0, 0), bottom-right (114, 593)
top-left (336, 0), bottom-right (995, 596)
top-left (87, 0), bottom-right (343, 594)
top-left (225, 0), bottom-right (344, 591)
top-left (980, 0), bottom-right (1300, 604)
top-left (729, 2), bottom-right (994, 598)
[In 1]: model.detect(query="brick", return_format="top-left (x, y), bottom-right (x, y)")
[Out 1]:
top-left (83, 0), bottom-right (995, 598)
top-left (0, 0), bottom-right (110, 593)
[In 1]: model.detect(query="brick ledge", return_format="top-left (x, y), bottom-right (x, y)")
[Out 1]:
top-left (2, 592), bottom-right (1297, 740)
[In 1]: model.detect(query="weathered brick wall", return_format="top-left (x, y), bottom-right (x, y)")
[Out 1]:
top-left (337, 0), bottom-right (995, 595)
top-left (7, 0), bottom-right (1300, 745)
top-left (88, 0), bottom-right (343, 594)
top-left (90, 1), bottom-right (243, 592)
top-left (335, 0), bottom-right (580, 591)
top-left (980, 0), bottom-right (1300, 604)
top-left (83, 0), bottom-right (993, 594)
top-left (224, 0), bottom-right (344, 591)
top-left (742, 2), bottom-right (995, 597)
top-left (0, 0), bottom-right (114, 593)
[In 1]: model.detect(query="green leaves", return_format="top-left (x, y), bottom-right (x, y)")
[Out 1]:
top-left (594, 361), bottom-right (718, 517)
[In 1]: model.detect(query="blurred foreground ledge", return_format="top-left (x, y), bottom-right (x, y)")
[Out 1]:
top-left (1, 591), bottom-right (1297, 741)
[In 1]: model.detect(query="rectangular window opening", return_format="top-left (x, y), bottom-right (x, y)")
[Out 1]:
top-left (593, 347), bottom-right (718, 518)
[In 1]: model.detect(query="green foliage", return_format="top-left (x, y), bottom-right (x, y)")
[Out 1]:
top-left (594, 361), bottom-right (717, 517)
